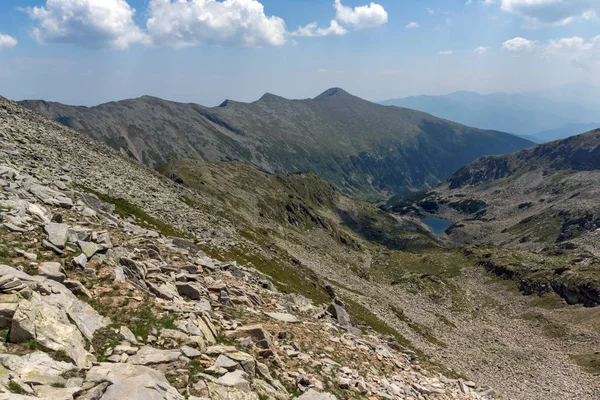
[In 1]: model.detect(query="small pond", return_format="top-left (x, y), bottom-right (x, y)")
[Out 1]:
top-left (421, 217), bottom-right (452, 236)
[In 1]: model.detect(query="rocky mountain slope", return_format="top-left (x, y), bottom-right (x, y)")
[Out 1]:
top-left (3, 96), bottom-right (600, 400)
top-left (390, 129), bottom-right (600, 308)
top-left (19, 89), bottom-right (532, 200)
top-left (0, 96), bottom-right (497, 399)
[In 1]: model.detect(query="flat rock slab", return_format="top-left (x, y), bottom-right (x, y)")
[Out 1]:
top-left (128, 346), bottom-right (182, 365)
top-left (86, 363), bottom-right (184, 400)
top-left (297, 389), bottom-right (339, 399)
top-left (9, 292), bottom-right (94, 368)
top-left (79, 241), bottom-right (100, 259)
top-left (44, 223), bottom-right (69, 249)
top-left (264, 312), bottom-right (299, 323)
top-left (38, 262), bottom-right (66, 283)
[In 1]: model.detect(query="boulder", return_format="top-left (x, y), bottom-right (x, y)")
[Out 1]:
top-left (216, 370), bottom-right (250, 390)
top-left (327, 302), bottom-right (353, 330)
top-left (0, 351), bottom-right (73, 386)
top-left (44, 223), bottom-right (69, 249)
top-left (215, 355), bottom-right (239, 371)
top-left (86, 363), bottom-right (184, 400)
top-left (9, 292), bottom-right (95, 368)
top-left (0, 302), bottom-right (17, 328)
top-left (67, 227), bottom-right (92, 243)
top-left (79, 241), bottom-right (100, 259)
top-left (72, 253), bottom-right (87, 269)
top-left (38, 262), bottom-right (66, 283)
top-left (224, 325), bottom-right (271, 349)
top-left (176, 282), bottom-right (204, 300)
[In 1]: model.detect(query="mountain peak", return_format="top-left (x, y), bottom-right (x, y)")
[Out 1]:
top-left (314, 87), bottom-right (350, 100)
top-left (257, 93), bottom-right (287, 103)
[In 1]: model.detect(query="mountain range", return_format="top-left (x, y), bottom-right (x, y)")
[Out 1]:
top-left (19, 88), bottom-right (532, 201)
top-left (381, 90), bottom-right (600, 142)
top-left (3, 94), bottom-right (600, 399)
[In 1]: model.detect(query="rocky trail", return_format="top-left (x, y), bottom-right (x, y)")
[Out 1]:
top-left (0, 97), bottom-right (499, 399)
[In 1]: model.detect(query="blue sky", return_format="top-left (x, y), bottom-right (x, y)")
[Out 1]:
top-left (0, 0), bottom-right (599, 106)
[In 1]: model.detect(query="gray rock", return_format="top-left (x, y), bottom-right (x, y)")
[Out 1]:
top-left (180, 345), bottom-right (202, 359)
top-left (215, 354), bottom-right (239, 371)
top-left (15, 249), bottom-right (37, 261)
top-left (44, 223), bottom-right (69, 249)
top-left (85, 363), bottom-right (184, 400)
top-left (264, 312), bottom-right (299, 323)
top-left (38, 262), bottom-right (66, 283)
top-left (128, 346), bottom-right (182, 365)
top-left (327, 302), bottom-right (353, 330)
top-left (42, 239), bottom-right (64, 255)
top-left (79, 241), bottom-right (100, 258)
top-left (96, 231), bottom-right (112, 250)
top-left (217, 370), bottom-right (250, 390)
top-left (72, 253), bottom-right (87, 269)
top-left (120, 325), bottom-right (138, 344)
top-left (297, 389), bottom-right (339, 399)
top-left (9, 292), bottom-right (95, 368)
top-left (0, 351), bottom-right (72, 386)
top-left (3, 223), bottom-right (25, 233)
top-left (176, 282), bottom-right (204, 300)
top-left (67, 227), bottom-right (92, 243)
top-left (63, 279), bottom-right (92, 298)
top-left (0, 302), bottom-right (17, 328)
top-left (76, 382), bottom-right (111, 400)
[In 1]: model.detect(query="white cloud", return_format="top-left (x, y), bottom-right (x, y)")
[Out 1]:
top-left (502, 35), bottom-right (600, 62)
top-left (439, 50), bottom-right (453, 55)
top-left (0, 34), bottom-right (17, 50)
top-left (334, 0), bottom-right (388, 29)
top-left (547, 36), bottom-right (594, 52)
top-left (147, 0), bottom-right (287, 47)
top-left (317, 69), bottom-right (328, 73)
top-left (502, 36), bottom-right (537, 52)
top-left (292, 20), bottom-right (348, 37)
top-left (501, 0), bottom-right (600, 27)
top-left (405, 21), bottom-right (420, 29)
top-left (24, 0), bottom-right (147, 49)
top-left (475, 46), bottom-right (489, 54)
top-left (427, 7), bottom-right (436, 14)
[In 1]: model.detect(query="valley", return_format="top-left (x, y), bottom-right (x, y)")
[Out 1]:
top-left (1, 93), bottom-right (600, 400)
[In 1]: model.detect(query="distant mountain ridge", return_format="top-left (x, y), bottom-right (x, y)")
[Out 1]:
top-left (19, 88), bottom-right (532, 200)
top-left (381, 90), bottom-right (600, 140)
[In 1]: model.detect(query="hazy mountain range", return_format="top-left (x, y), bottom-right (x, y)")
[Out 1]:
top-left (381, 86), bottom-right (600, 143)
top-left (19, 88), bottom-right (532, 201)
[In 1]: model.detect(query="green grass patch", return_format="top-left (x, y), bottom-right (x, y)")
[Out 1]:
top-left (77, 186), bottom-right (186, 238)
top-left (7, 381), bottom-right (25, 394)
top-left (520, 312), bottom-right (568, 339)
top-left (390, 305), bottom-right (446, 347)
top-left (571, 353), bottom-right (600, 375)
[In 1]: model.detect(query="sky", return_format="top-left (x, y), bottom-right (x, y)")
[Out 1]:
top-left (0, 0), bottom-right (599, 106)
